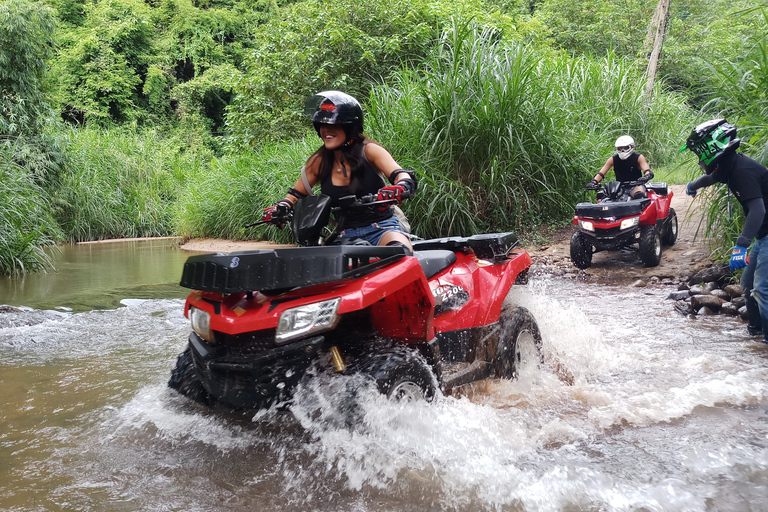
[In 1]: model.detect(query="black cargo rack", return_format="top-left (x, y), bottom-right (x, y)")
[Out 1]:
top-left (180, 245), bottom-right (408, 294)
top-left (575, 198), bottom-right (651, 219)
top-left (412, 232), bottom-right (518, 260)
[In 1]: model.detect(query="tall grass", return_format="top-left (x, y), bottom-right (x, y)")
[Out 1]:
top-left (174, 136), bottom-right (317, 243)
top-left (367, 21), bottom-right (695, 238)
top-left (689, 8), bottom-right (768, 259)
top-left (0, 146), bottom-right (61, 274)
top-left (55, 127), bottom-right (209, 242)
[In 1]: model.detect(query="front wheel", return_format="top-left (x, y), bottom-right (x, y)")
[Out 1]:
top-left (639, 225), bottom-right (662, 267)
top-left (493, 306), bottom-right (543, 379)
top-left (168, 348), bottom-right (214, 406)
top-left (661, 208), bottom-right (678, 246)
top-left (570, 231), bottom-right (593, 269)
top-left (361, 347), bottom-right (437, 402)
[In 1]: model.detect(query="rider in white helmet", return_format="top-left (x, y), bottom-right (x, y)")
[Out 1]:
top-left (588, 135), bottom-right (654, 199)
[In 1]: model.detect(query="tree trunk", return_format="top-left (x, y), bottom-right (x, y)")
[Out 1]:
top-left (644, 0), bottom-right (671, 97)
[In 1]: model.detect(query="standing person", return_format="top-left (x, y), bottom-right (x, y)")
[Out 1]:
top-left (587, 135), bottom-right (654, 198)
top-left (261, 90), bottom-right (416, 250)
top-left (682, 118), bottom-right (768, 343)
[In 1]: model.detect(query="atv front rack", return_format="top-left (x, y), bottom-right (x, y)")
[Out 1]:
top-left (575, 198), bottom-right (651, 219)
top-left (180, 246), bottom-right (408, 294)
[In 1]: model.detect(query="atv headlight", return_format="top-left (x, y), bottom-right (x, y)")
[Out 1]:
top-left (189, 306), bottom-right (214, 343)
top-left (579, 220), bottom-right (594, 232)
top-left (620, 216), bottom-right (640, 230)
top-left (276, 298), bottom-right (341, 344)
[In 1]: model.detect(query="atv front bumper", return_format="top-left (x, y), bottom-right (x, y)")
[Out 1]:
top-left (188, 331), bottom-right (323, 409)
top-left (580, 227), bottom-right (638, 251)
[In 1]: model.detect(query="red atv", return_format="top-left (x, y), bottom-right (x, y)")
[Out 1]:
top-left (169, 193), bottom-right (542, 410)
top-left (570, 180), bottom-right (677, 269)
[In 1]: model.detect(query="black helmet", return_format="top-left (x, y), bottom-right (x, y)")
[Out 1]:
top-left (304, 91), bottom-right (363, 138)
top-left (680, 119), bottom-right (741, 174)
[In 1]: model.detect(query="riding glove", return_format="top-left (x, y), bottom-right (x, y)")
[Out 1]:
top-left (586, 179), bottom-right (600, 190)
top-left (261, 201), bottom-right (292, 228)
top-left (729, 245), bottom-right (750, 271)
top-left (685, 183), bottom-right (697, 197)
top-left (377, 185), bottom-right (407, 204)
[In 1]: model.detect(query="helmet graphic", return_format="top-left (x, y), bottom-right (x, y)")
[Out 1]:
top-left (304, 91), bottom-right (363, 138)
top-left (615, 135), bottom-right (635, 161)
top-left (680, 119), bottom-right (741, 174)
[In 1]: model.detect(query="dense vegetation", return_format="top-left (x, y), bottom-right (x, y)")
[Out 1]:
top-left (1, 0), bottom-right (766, 274)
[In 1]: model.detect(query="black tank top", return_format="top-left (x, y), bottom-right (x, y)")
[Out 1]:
top-left (612, 152), bottom-right (643, 182)
top-left (320, 144), bottom-right (392, 228)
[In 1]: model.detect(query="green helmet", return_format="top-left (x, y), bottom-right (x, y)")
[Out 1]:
top-left (680, 119), bottom-right (741, 174)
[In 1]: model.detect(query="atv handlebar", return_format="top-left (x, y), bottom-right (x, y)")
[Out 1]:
top-left (584, 179), bottom-right (646, 192)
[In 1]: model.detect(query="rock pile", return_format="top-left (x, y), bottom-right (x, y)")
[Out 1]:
top-left (670, 263), bottom-right (748, 319)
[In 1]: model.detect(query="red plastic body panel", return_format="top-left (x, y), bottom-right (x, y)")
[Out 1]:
top-left (184, 247), bottom-right (531, 343)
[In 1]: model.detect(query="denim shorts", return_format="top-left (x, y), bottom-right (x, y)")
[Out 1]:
top-left (339, 215), bottom-right (405, 246)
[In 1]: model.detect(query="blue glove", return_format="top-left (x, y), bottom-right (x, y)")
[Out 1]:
top-left (729, 245), bottom-right (750, 271)
top-left (685, 182), bottom-right (697, 197)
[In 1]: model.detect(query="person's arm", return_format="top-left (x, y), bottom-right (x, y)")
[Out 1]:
top-left (591, 157), bottom-right (614, 184)
top-left (736, 197), bottom-right (765, 248)
top-left (366, 143), bottom-right (417, 202)
top-left (637, 154), bottom-right (653, 182)
top-left (685, 173), bottom-right (718, 196)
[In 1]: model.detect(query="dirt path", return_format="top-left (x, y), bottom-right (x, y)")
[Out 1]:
top-left (181, 184), bottom-right (715, 284)
top-left (528, 184), bottom-right (713, 284)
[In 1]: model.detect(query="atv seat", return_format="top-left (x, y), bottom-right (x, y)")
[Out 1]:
top-left (415, 250), bottom-right (457, 278)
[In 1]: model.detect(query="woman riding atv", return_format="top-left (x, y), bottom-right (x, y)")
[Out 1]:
top-left (261, 90), bottom-right (416, 250)
top-left (587, 135), bottom-right (654, 199)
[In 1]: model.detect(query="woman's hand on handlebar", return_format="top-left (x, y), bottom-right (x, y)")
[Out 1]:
top-left (376, 185), bottom-right (408, 204)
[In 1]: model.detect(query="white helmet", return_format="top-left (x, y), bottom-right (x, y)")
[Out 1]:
top-left (615, 135), bottom-right (635, 160)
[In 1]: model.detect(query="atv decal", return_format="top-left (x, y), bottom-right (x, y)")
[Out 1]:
top-left (229, 257), bottom-right (240, 268)
top-left (433, 284), bottom-right (469, 315)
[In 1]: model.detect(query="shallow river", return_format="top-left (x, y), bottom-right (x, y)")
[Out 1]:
top-left (1, 241), bottom-right (767, 511)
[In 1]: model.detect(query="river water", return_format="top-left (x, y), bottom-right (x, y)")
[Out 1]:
top-left (1, 240), bottom-right (767, 511)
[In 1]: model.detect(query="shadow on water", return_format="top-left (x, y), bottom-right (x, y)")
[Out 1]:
top-left (0, 238), bottom-right (207, 312)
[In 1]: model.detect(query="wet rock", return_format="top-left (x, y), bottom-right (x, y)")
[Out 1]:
top-left (0, 305), bottom-right (23, 313)
top-left (689, 284), bottom-right (709, 296)
top-left (721, 302), bottom-right (740, 316)
top-left (689, 264), bottom-right (732, 286)
top-left (724, 284), bottom-right (745, 298)
top-left (704, 281), bottom-right (720, 293)
top-left (710, 289), bottom-right (730, 301)
top-left (739, 305), bottom-right (749, 321)
top-left (631, 279), bottom-right (647, 288)
top-left (731, 296), bottom-right (747, 309)
top-left (690, 294), bottom-right (725, 313)
top-left (667, 290), bottom-right (691, 300)
top-left (698, 307), bottom-right (719, 315)
top-left (674, 300), bottom-right (694, 315)
top-left (677, 282), bottom-right (691, 291)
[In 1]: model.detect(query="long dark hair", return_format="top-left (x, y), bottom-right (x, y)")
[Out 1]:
top-left (310, 125), bottom-right (376, 195)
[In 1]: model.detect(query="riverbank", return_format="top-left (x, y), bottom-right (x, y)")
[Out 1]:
top-left (180, 185), bottom-right (715, 285)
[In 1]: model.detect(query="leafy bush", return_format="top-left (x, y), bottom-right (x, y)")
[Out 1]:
top-left (224, 0), bottom-right (521, 148)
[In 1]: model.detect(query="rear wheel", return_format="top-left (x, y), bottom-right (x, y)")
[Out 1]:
top-left (661, 208), bottom-right (678, 246)
top-left (570, 231), bottom-right (593, 269)
top-left (168, 348), bottom-right (214, 405)
top-left (493, 306), bottom-right (543, 379)
top-left (361, 347), bottom-right (436, 402)
top-left (639, 225), bottom-right (662, 267)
